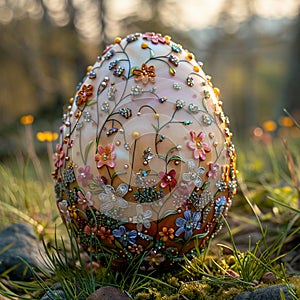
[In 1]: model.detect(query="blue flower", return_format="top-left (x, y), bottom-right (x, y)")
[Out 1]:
top-left (112, 225), bottom-right (137, 247)
top-left (214, 196), bottom-right (227, 218)
top-left (175, 210), bottom-right (201, 240)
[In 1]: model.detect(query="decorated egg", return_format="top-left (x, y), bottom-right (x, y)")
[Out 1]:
top-left (53, 32), bottom-right (237, 269)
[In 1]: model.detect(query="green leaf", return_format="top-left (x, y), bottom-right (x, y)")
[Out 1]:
top-left (160, 209), bottom-right (178, 219)
top-left (84, 140), bottom-right (94, 164)
top-left (151, 124), bottom-right (159, 133)
top-left (130, 66), bottom-right (138, 76)
top-left (157, 154), bottom-right (166, 161)
top-left (150, 49), bottom-right (155, 58)
top-left (114, 239), bottom-right (123, 250)
top-left (168, 155), bottom-right (184, 164)
top-left (193, 232), bottom-right (209, 239)
top-left (111, 170), bottom-right (127, 181)
top-left (201, 181), bottom-right (210, 190)
top-left (86, 100), bottom-right (97, 106)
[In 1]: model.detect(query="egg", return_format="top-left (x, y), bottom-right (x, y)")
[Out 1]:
top-left (53, 32), bottom-right (237, 270)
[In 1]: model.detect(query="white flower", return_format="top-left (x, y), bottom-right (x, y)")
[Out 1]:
top-left (133, 204), bottom-right (152, 232)
top-left (99, 184), bottom-right (128, 213)
top-left (182, 160), bottom-right (205, 188)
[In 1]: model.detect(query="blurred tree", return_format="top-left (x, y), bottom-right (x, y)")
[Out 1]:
top-left (279, 7), bottom-right (300, 122)
top-left (115, 0), bottom-right (195, 51)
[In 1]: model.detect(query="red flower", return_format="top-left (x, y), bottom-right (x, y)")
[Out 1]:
top-left (187, 131), bottom-right (211, 161)
top-left (142, 32), bottom-right (166, 44)
top-left (158, 169), bottom-right (177, 188)
top-left (95, 144), bottom-right (116, 169)
top-left (76, 84), bottom-right (93, 106)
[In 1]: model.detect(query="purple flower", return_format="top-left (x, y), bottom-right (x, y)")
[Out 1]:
top-left (175, 210), bottom-right (201, 240)
top-left (77, 165), bottom-right (93, 187)
top-left (112, 225), bottom-right (137, 247)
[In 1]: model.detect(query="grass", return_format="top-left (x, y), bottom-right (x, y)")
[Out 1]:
top-left (0, 115), bottom-right (299, 299)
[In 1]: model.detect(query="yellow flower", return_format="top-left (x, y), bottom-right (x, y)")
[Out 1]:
top-left (36, 131), bottom-right (58, 142)
top-left (279, 116), bottom-right (293, 127)
top-left (20, 114), bottom-right (34, 125)
top-left (262, 120), bottom-right (277, 132)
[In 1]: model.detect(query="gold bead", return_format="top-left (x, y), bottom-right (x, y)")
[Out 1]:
top-left (132, 131), bottom-right (140, 139)
top-left (164, 35), bottom-right (171, 43)
top-left (186, 52), bottom-right (194, 61)
top-left (193, 65), bottom-right (199, 72)
top-left (86, 65), bottom-right (93, 72)
top-left (141, 42), bottom-right (148, 49)
top-left (214, 87), bottom-right (220, 97)
top-left (115, 37), bottom-right (122, 43)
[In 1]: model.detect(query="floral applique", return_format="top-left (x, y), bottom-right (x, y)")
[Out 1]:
top-left (112, 225), bottom-right (137, 246)
top-left (133, 204), bottom-right (152, 232)
top-left (77, 165), bottom-right (93, 186)
top-left (182, 160), bottom-right (205, 188)
top-left (95, 144), bottom-right (116, 169)
top-left (175, 210), bottom-right (201, 240)
top-left (207, 163), bottom-right (219, 179)
top-left (98, 184), bottom-right (128, 213)
top-left (142, 32), bottom-right (166, 44)
top-left (54, 144), bottom-right (65, 169)
top-left (133, 64), bottom-right (156, 84)
top-left (158, 169), bottom-right (177, 188)
top-left (187, 131), bottom-right (211, 161)
top-left (77, 191), bottom-right (93, 210)
top-left (76, 84), bottom-right (93, 106)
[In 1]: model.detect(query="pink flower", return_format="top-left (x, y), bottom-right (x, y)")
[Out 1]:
top-left (186, 131), bottom-right (211, 161)
top-left (158, 169), bottom-right (177, 188)
top-left (77, 165), bottom-right (93, 186)
top-left (95, 144), bottom-right (116, 169)
top-left (207, 163), bottom-right (219, 179)
top-left (142, 32), bottom-right (166, 44)
top-left (54, 144), bottom-right (65, 168)
top-left (77, 191), bottom-right (93, 210)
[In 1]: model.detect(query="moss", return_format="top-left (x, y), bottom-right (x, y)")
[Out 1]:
top-left (287, 275), bottom-right (300, 298)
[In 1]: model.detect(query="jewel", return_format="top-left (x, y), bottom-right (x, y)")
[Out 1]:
top-left (88, 70), bottom-right (96, 79)
top-left (186, 76), bottom-right (194, 87)
top-left (118, 108), bottom-right (132, 119)
top-left (169, 54), bottom-right (180, 66)
top-left (173, 83), bottom-right (181, 90)
top-left (188, 104), bottom-right (200, 113)
top-left (175, 99), bottom-right (185, 110)
top-left (106, 127), bottom-right (118, 136)
top-left (202, 115), bottom-right (213, 125)
top-left (159, 97), bottom-right (167, 103)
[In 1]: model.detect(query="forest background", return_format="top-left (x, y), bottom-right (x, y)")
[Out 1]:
top-left (0, 0), bottom-right (300, 158)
